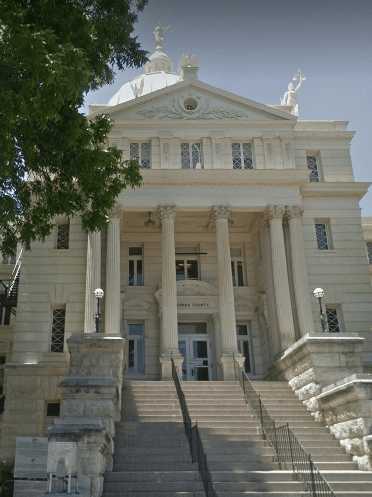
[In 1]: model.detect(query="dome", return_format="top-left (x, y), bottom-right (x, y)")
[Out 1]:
top-left (108, 71), bottom-right (180, 106)
top-left (107, 25), bottom-right (181, 106)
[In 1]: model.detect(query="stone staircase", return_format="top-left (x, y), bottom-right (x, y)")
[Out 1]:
top-left (102, 380), bottom-right (204, 497)
top-left (183, 380), bottom-right (372, 496)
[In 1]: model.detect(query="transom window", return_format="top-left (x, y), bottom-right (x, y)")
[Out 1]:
top-left (315, 221), bottom-right (332, 250)
top-left (326, 306), bottom-right (341, 333)
top-left (51, 307), bottom-right (66, 353)
top-left (366, 242), bottom-right (372, 264)
top-left (231, 248), bottom-right (245, 287)
top-left (181, 142), bottom-right (203, 169)
top-left (130, 142), bottom-right (151, 169)
top-left (128, 246), bottom-right (144, 286)
top-left (306, 154), bottom-right (321, 182)
top-left (231, 142), bottom-right (253, 169)
top-left (56, 223), bottom-right (69, 249)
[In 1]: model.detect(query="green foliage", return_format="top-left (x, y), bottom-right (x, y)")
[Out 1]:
top-left (0, 460), bottom-right (13, 497)
top-left (0, 0), bottom-right (147, 254)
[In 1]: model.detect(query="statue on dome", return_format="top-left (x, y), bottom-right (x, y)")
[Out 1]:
top-left (281, 69), bottom-right (306, 116)
top-left (153, 24), bottom-right (170, 51)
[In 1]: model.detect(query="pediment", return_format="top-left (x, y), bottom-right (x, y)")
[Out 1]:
top-left (99, 80), bottom-right (294, 122)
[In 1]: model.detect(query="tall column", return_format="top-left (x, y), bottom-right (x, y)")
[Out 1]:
top-left (105, 206), bottom-right (121, 335)
top-left (265, 205), bottom-right (296, 350)
top-left (212, 206), bottom-right (243, 379)
top-left (158, 205), bottom-right (183, 378)
top-left (286, 206), bottom-right (315, 336)
top-left (84, 230), bottom-right (101, 333)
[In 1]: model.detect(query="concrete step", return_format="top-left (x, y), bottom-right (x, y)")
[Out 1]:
top-left (105, 471), bottom-right (201, 482)
top-left (104, 481), bottom-right (204, 492)
top-left (103, 492), bottom-right (205, 497)
top-left (113, 462), bottom-right (198, 471)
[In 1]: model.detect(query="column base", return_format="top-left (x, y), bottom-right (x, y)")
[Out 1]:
top-left (219, 352), bottom-right (244, 380)
top-left (160, 352), bottom-right (183, 380)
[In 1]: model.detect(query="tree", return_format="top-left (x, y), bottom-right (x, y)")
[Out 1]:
top-left (0, 0), bottom-right (147, 255)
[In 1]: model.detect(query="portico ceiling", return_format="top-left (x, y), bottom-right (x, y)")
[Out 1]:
top-left (121, 210), bottom-right (258, 233)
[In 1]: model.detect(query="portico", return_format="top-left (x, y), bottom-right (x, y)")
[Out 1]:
top-left (83, 202), bottom-right (314, 380)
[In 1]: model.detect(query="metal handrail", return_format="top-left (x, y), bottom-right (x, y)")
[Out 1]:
top-left (233, 358), bottom-right (336, 497)
top-left (8, 248), bottom-right (22, 295)
top-left (171, 358), bottom-right (217, 497)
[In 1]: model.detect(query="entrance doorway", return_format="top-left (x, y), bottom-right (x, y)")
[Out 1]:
top-left (178, 322), bottom-right (211, 381)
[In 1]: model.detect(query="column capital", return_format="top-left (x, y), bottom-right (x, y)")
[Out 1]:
top-left (109, 203), bottom-right (122, 219)
top-left (211, 205), bottom-right (231, 222)
top-left (158, 204), bottom-right (176, 223)
top-left (286, 205), bottom-right (303, 220)
top-left (264, 205), bottom-right (285, 222)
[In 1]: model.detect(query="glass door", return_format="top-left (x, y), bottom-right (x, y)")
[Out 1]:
top-left (178, 335), bottom-right (210, 381)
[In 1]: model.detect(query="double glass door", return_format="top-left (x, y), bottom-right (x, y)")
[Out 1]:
top-left (178, 335), bottom-right (210, 381)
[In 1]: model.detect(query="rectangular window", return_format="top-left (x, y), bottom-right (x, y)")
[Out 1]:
top-left (128, 246), bottom-right (144, 286)
top-left (127, 322), bottom-right (145, 373)
top-left (231, 248), bottom-right (245, 286)
top-left (232, 142), bottom-right (254, 169)
top-left (50, 307), bottom-right (66, 353)
top-left (326, 306), bottom-right (341, 333)
top-left (306, 154), bottom-right (321, 182)
top-left (130, 142), bottom-right (151, 169)
top-left (175, 248), bottom-right (199, 281)
top-left (315, 221), bottom-right (332, 250)
top-left (56, 223), bottom-right (69, 249)
top-left (366, 242), bottom-right (372, 264)
top-left (181, 142), bottom-right (203, 169)
top-left (47, 402), bottom-right (61, 417)
top-left (236, 323), bottom-right (252, 374)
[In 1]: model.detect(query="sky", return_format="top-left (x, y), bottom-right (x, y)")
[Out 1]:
top-left (85, 0), bottom-right (372, 213)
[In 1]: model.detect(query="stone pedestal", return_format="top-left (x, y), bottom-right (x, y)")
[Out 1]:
top-left (317, 374), bottom-right (372, 470)
top-left (269, 333), bottom-right (365, 416)
top-left (47, 334), bottom-right (126, 497)
top-left (159, 352), bottom-right (184, 381)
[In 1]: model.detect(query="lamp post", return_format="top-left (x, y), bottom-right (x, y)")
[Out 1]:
top-left (94, 288), bottom-right (104, 333)
top-left (313, 287), bottom-right (327, 333)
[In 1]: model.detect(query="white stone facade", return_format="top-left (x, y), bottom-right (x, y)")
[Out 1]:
top-left (1, 30), bottom-right (372, 459)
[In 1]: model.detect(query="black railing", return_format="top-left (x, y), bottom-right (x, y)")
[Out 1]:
top-left (234, 359), bottom-right (336, 497)
top-left (171, 358), bottom-right (217, 497)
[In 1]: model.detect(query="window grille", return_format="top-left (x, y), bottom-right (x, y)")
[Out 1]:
top-left (181, 142), bottom-right (203, 169)
top-left (128, 246), bottom-right (144, 286)
top-left (130, 142), bottom-right (151, 168)
top-left (315, 222), bottom-right (331, 250)
top-left (366, 242), bottom-right (372, 264)
top-left (307, 154), bottom-right (320, 182)
top-left (56, 223), bottom-right (69, 249)
top-left (47, 402), bottom-right (61, 417)
top-left (232, 142), bottom-right (253, 169)
top-left (326, 306), bottom-right (341, 333)
top-left (51, 308), bottom-right (66, 353)
top-left (231, 248), bottom-right (245, 286)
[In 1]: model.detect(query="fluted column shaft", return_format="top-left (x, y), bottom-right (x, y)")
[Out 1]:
top-left (213, 206), bottom-right (238, 354)
top-left (266, 205), bottom-right (296, 350)
top-left (159, 205), bottom-right (179, 354)
top-left (287, 206), bottom-right (315, 336)
top-left (84, 230), bottom-right (101, 333)
top-left (105, 208), bottom-right (121, 335)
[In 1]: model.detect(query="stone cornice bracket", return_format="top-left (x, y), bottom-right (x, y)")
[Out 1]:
top-left (264, 205), bottom-right (286, 224)
top-left (158, 204), bottom-right (176, 223)
top-left (285, 205), bottom-right (303, 220)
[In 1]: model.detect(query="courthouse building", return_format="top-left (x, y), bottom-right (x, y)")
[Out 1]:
top-left (1, 28), bottom-right (372, 494)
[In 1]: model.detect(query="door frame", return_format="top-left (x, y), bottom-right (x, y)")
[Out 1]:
top-left (178, 333), bottom-right (212, 381)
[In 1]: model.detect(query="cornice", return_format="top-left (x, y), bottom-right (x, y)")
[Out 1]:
top-left (140, 169), bottom-right (309, 187)
top-left (301, 182), bottom-right (370, 198)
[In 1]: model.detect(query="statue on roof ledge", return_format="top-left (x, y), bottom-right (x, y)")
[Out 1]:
top-left (281, 69), bottom-right (306, 116)
top-left (153, 24), bottom-right (170, 51)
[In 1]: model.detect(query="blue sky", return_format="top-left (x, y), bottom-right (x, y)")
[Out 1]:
top-left (84, 0), bottom-right (372, 214)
